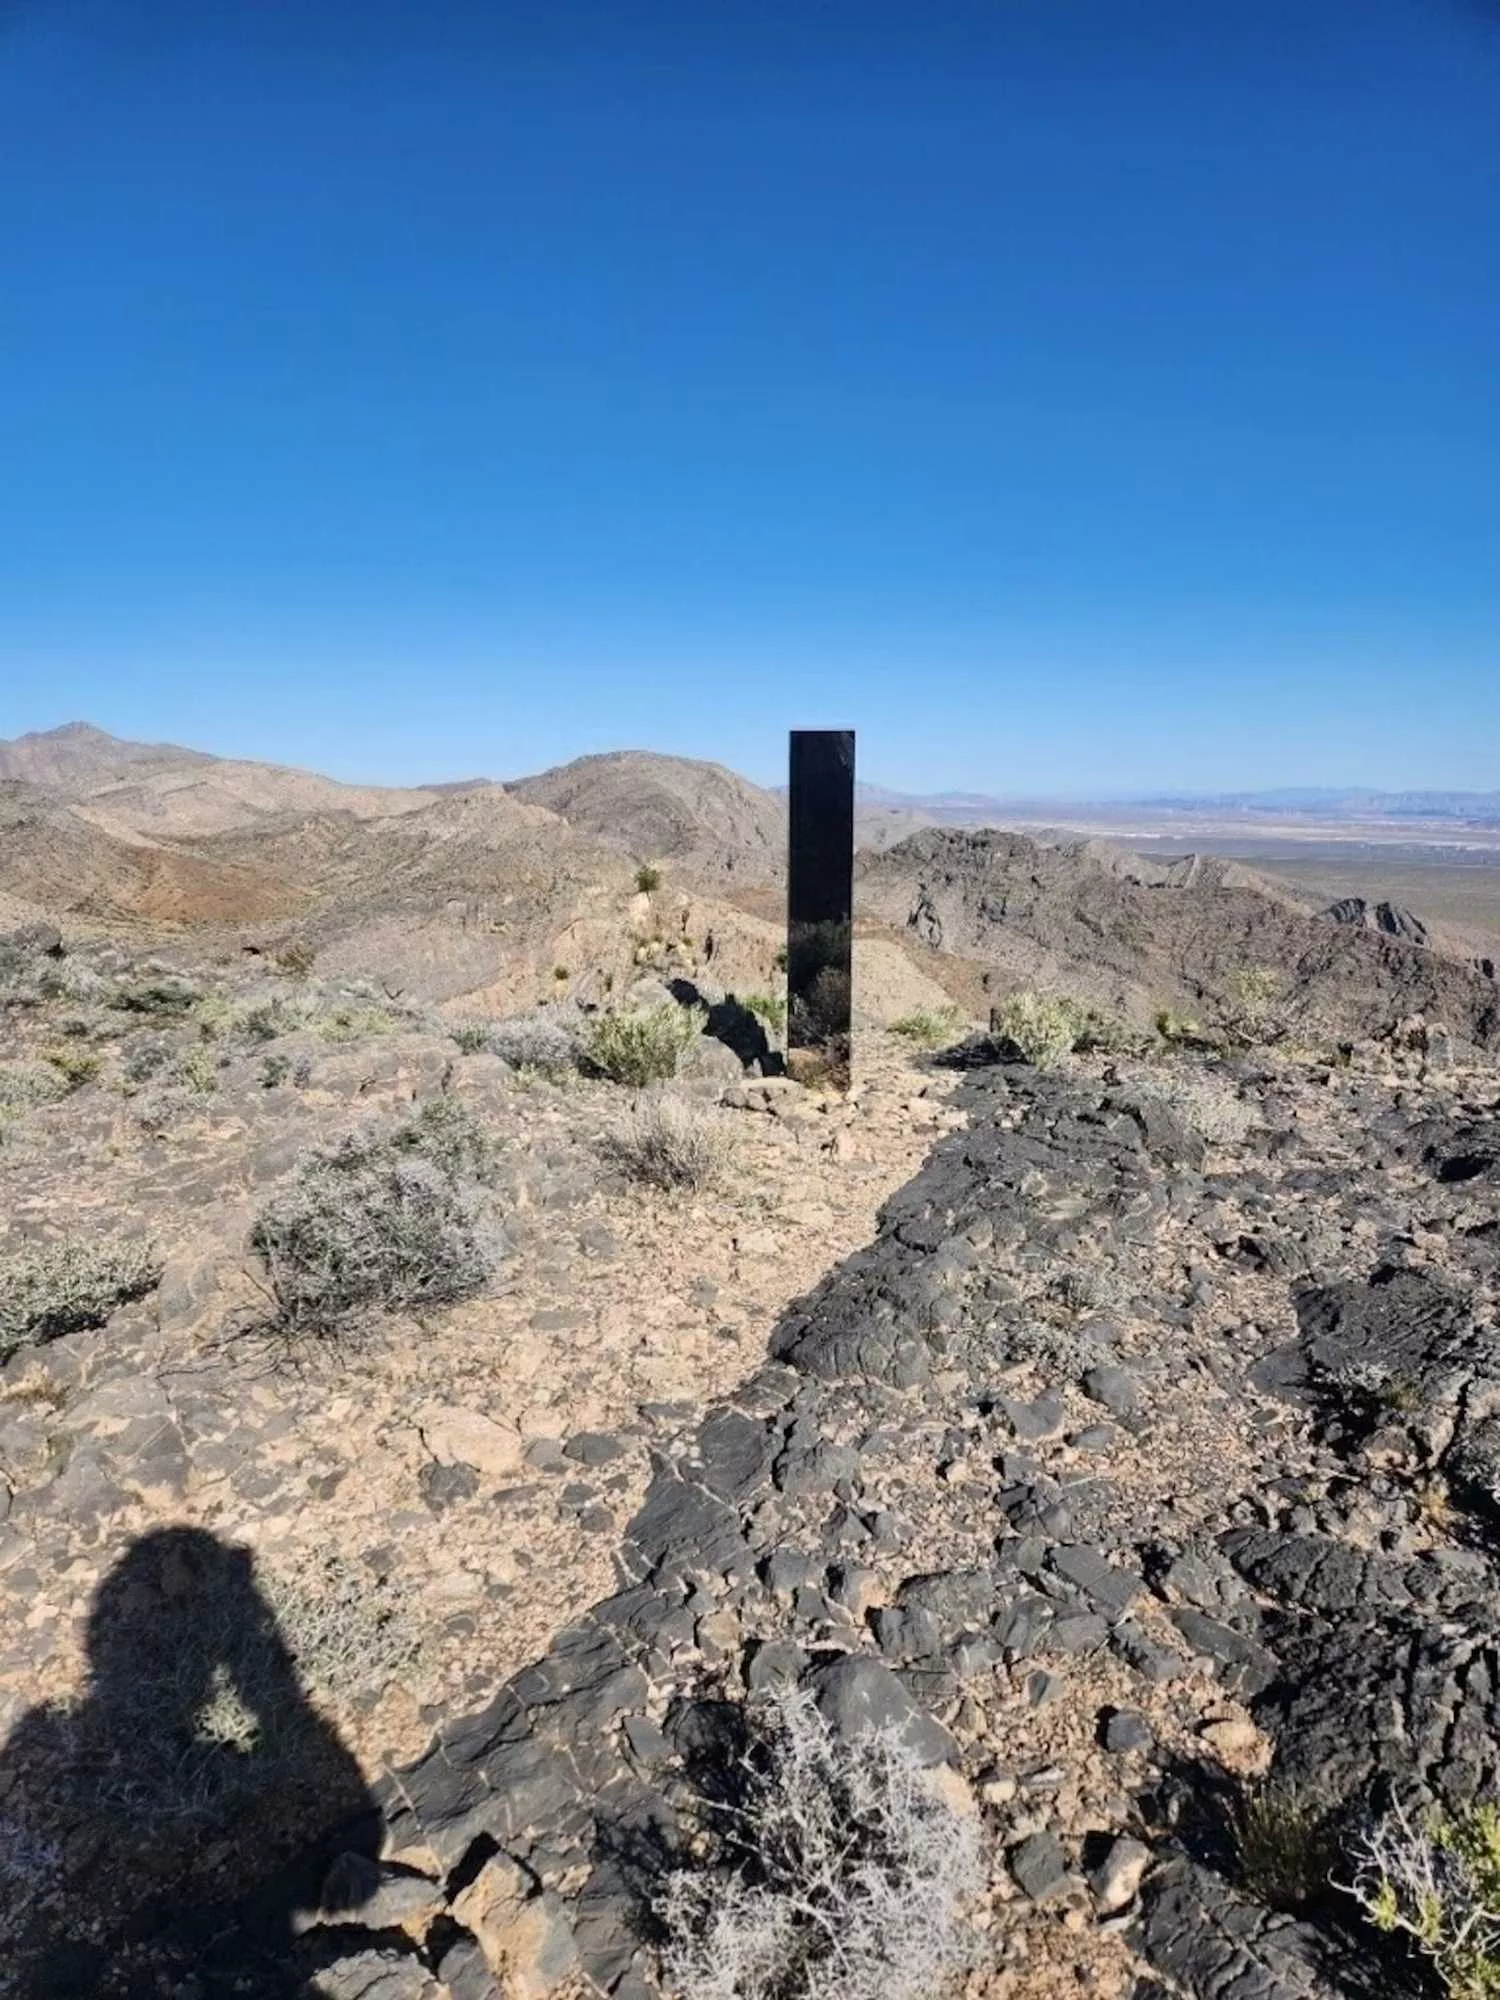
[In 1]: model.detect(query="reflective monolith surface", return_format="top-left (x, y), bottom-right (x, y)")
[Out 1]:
top-left (787, 728), bottom-right (854, 1090)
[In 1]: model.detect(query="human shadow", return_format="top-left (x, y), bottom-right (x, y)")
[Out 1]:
top-left (0, 1527), bottom-right (381, 1997)
top-left (666, 976), bottom-right (785, 1076)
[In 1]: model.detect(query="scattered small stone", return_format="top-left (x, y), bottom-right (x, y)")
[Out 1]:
top-left (1009, 1827), bottom-right (1070, 1902)
top-left (562, 1432), bottom-right (625, 1467)
top-left (1102, 1707), bottom-right (1154, 1754)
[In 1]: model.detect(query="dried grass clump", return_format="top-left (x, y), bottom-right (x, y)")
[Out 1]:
top-left (250, 1100), bottom-right (502, 1340)
top-left (1234, 1782), bottom-right (1339, 1913)
top-left (1349, 1795), bottom-right (1500, 1999)
top-left (264, 1550), bottom-right (421, 1706)
top-left (659, 1686), bottom-right (986, 2000)
top-left (608, 1092), bottom-right (735, 1191)
top-left (0, 1235), bottom-right (162, 1361)
top-left (584, 1002), bottom-right (706, 1087)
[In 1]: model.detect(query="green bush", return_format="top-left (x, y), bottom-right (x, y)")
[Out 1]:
top-left (1234, 1782), bottom-right (1338, 1913)
top-left (583, 1003), bottom-right (706, 1087)
top-left (989, 991), bottom-right (1080, 1069)
top-left (635, 862), bottom-right (663, 893)
top-left (1351, 1797), bottom-right (1500, 1998)
top-left (742, 992), bottom-right (788, 1035)
top-left (0, 1235), bottom-right (163, 1361)
top-left (890, 1005), bottom-right (962, 1050)
top-left (43, 1047), bottom-right (101, 1089)
top-left (313, 1001), bottom-right (403, 1043)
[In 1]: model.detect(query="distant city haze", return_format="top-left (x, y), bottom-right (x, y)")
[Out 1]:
top-left (2, 0), bottom-right (1496, 792)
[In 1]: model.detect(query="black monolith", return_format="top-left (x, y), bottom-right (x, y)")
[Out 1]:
top-left (787, 729), bottom-right (855, 1089)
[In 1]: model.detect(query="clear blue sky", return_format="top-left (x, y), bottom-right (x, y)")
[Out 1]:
top-left (2, 0), bottom-right (1496, 795)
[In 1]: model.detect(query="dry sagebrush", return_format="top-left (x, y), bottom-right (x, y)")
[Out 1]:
top-left (608, 1092), bottom-right (735, 1191)
top-left (476, 1005), bottom-right (585, 1073)
top-left (1147, 1067), bottom-right (1258, 1146)
top-left (251, 1098), bottom-right (502, 1340)
top-left (659, 1687), bottom-right (986, 2000)
top-left (1348, 1795), bottom-right (1500, 1999)
top-left (0, 1235), bottom-right (162, 1362)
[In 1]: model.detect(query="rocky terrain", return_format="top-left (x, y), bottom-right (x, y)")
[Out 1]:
top-left (859, 827), bottom-right (1500, 1044)
top-left (3, 723), bottom-right (1500, 2000)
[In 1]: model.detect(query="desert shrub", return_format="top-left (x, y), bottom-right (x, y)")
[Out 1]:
top-left (790, 966), bottom-right (852, 1046)
top-left (607, 1092), bottom-right (735, 1191)
top-left (584, 1002), bottom-right (706, 1087)
top-left (0, 1235), bottom-right (162, 1361)
top-left (1234, 1782), bottom-right (1339, 1913)
top-left (1148, 1069), bottom-right (1257, 1146)
top-left (1229, 966), bottom-right (1283, 1029)
top-left (890, 1005), bottom-right (962, 1050)
top-left (1050, 1263), bottom-right (1126, 1314)
top-left (449, 1019), bottom-right (493, 1054)
top-left (109, 977), bottom-right (202, 1017)
top-left (190, 993), bottom-right (236, 1040)
top-left (252, 1154), bottom-right (494, 1339)
top-left (1155, 1005), bottom-right (1218, 1048)
top-left (659, 1685), bottom-right (985, 2000)
top-left (0, 1061), bottom-right (70, 1115)
top-left (264, 1550), bottom-right (421, 1706)
top-left (226, 995), bottom-right (311, 1045)
top-left (391, 1093), bottom-right (497, 1185)
top-left (1349, 1796), bottom-right (1500, 1998)
top-left (121, 1038), bottom-right (172, 1086)
top-left (485, 1007), bottom-right (584, 1074)
top-left (312, 1000), bottom-right (403, 1043)
top-left (1065, 1001), bottom-right (1140, 1054)
top-left (635, 862), bottom-right (663, 893)
top-left (989, 991), bottom-right (1080, 1069)
top-left (742, 992), bottom-right (788, 1036)
top-left (172, 1046), bottom-right (221, 1096)
top-left (250, 1103), bottom-right (501, 1340)
top-left (36, 959), bottom-right (108, 1007)
top-left (43, 1046), bottom-right (101, 1089)
top-left (274, 941), bottom-right (318, 978)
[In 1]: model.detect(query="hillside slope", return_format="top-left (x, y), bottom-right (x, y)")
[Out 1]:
top-left (508, 750), bottom-right (786, 882)
top-left (0, 722), bottom-right (437, 837)
top-left (0, 782), bottom-right (301, 925)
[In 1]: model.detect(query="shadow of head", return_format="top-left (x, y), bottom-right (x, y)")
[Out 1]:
top-left (88, 1526), bottom-right (287, 1708)
top-left (667, 976), bottom-right (784, 1075)
top-left (1, 1527), bottom-right (382, 1994)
